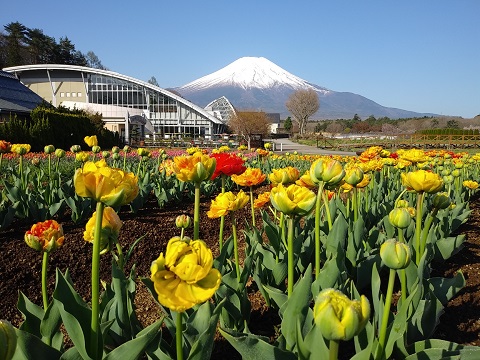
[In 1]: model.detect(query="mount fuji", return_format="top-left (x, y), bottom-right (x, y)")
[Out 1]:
top-left (175, 57), bottom-right (436, 119)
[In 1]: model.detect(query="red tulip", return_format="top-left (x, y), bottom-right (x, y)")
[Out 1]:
top-left (210, 153), bottom-right (246, 180)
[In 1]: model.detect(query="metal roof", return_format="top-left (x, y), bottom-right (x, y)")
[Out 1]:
top-left (2, 64), bottom-right (224, 125)
top-left (0, 70), bottom-right (44, 112)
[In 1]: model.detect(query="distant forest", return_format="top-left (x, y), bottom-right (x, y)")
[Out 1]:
top-left (0, 21), bottom-right (106, 70)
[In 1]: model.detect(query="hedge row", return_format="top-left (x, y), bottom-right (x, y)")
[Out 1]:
top-left (0, 105), bottom-right (121, 152)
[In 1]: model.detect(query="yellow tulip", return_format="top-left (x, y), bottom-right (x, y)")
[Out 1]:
top-left (83, 206), bottom-right (122, 254)
top-left (173, 151), bottom-right (216, 183)
top-left (24, 220), bottom-right (64, 253)
top-left (309, 158), bottom-right (345, 186)
top-left (75, 152), bottom-right (90, 163)
top-left (268, 166), bottom-right (300, 185)
top-left (463, 180), bottom-right (479, 190)
top-left (399, 148), bottom-right (428, 163)
top-left (314, 288), bottom-right (370, 341)
top-left (74, 159), bottom-right (139, 207)
top-left (10, 143), bottom-right (31, 155)
top-left (401, 170), bottom-right (443, 194)
top-left (150, 237), bottom-right (221, 312)
top-left (84, 135), bottom-right (98, 147)
top-left (270, 183), bottom-right (316, 216)
top-left (344, 166), bottom-right (364, 187)
top-left (207, 190), bottom-right (249, 218)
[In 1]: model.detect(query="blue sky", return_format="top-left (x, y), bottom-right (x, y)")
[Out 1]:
top-left (2, 1), bottom-right (479, 118)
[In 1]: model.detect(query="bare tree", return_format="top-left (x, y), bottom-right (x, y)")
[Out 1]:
top-left (285, 88), bottom-right (319, 135)
top-left (228, 111), bottom-right (271, 149)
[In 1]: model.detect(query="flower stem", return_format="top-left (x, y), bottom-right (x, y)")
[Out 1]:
top-left (420, 208), bottom-right (438, 260)
top-left (42, 252), bottom-right (49, 311)
top-left (194, 182), bottom-right (201, 240)
top-left (287, 216), bottom-right (295, 297)
top-left (414, 192), bottom-right (425, 265)
top-left (219, 176), bottom-right (226, 251)
top-left (232, 214), bottom-right (241, 282)
top-left (353, 187), bottom-right (358, 222)
top-left (176, 312), bottom-right (184, 360)
top-left (329, 339), bottom-right (340, 360)
top-left (91, 201), bottom-right (105, 359)
top-left (378, 268), bottom-right (396, 359)
top-left (314, 182), bottom-right (325, 279)
top-left (321, 189), bottom-right (333, 230)
top-left (397, 230), bottom-right (407, 304)
top-left (249, 186), bottom-right (256, 227)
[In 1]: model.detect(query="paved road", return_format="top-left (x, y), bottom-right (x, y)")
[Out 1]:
top-left (268, 138), bottom-right (357, 156)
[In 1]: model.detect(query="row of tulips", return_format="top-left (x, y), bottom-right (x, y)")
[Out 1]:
top-left (1, 137), bottom-right (480, 359)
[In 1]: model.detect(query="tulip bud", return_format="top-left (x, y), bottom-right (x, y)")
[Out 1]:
top-left (388, 208), bottom-right (412, 229)
top-left (432, 192), bottom-right (451, 209)
top-left (344, 166), bottom-right (364, 186)
top-left (70, 145), bottom-right (82, 153)
top-left (443, 175), bottom-right (454, 184)
top-left (123, 145), bottom-right (131, 153)
top-left (0, 320), bottom-right (16, 360)
top-left (102, 151), bottom-right (111, 159)
top-left (451, 169), bottom-right (461, 178)
top-left (441, 169), bottom-right (450, 176)
top-left (92, 145), bottom-right (101, 154)
top-left (175, 214), bottom-right (192, 229)
top-left (380, 239), bottom-right (411, 270)
top-left (44, 144), bottom-right (55, 154)
top-left (112, 146), bottom-right (120, 154)
top-left (395, 199), bottom-right (409, 208)
top-left (310, 159), bottom-right (345, 186)
top-left (137, 147), bottom-right (150, 157)
top-left (31, 157), bottom-right (40, 166)
top-left (112, 153), bottom-right (121, 161)
top-left (454, 161), bottom-right (464, 169)
top-left (75, 152), bottom-right (89, 163)
top-left (55, 148), bottom-right (66, 158)
top-left (313, 289), bottom-right (370, 341)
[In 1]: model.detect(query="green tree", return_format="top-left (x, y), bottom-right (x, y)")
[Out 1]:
top-left (148, 76), bottom-right (159, 87)
top-left (86, 51), bottom-right (107, 69)
top-left (284, 117), bottom-right (293, 133)
top-left (4, 21), bottom-right (28, 66)
top-left (446, 119), bottom-right (459, 129)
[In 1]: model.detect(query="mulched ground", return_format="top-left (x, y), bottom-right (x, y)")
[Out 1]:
top-left (1, 188), bottom-right (479, 358)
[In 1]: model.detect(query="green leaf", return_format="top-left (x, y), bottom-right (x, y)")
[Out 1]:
top-left (188, 299), bottom-right (225, 360)
top-left (428, 271), bottom-right (465, 305)
top-left (12, 327), bottom-right (62, 360)
top-left (281, 265), bottom-right (313, 350)
top-left (17, 292), bottom-right (43, 336)
top-left (219, 328), bottom-right (297, 360)
top-left (53, 269), bottom-right (100, 360)
top-left (298, 319), bottom-right (329, 360)
top-left (103, 320), bottom-right (163, 360)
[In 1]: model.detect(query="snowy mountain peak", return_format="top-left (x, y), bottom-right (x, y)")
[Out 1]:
top-left (179, 57), bottom-right (330, 93)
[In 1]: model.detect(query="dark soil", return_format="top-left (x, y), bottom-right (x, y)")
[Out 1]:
top-left (1, 188), bottom-right (479, 358)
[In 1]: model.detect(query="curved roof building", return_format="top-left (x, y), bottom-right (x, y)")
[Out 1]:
top-left (2, 64), bottom-right (227, 144)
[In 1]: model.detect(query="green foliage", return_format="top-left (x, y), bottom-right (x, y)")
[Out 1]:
top-left (0, 104), bottom-right (120, 151)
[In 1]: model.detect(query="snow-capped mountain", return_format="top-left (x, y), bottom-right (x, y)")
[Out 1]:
top-left (180, 57), bottom-right (329, 93)
top-left (175, 57), bottom-right (436, 119)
